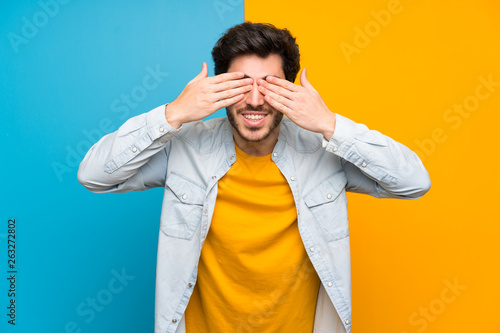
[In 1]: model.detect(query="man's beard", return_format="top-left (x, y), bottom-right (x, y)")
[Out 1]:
top-left (226, 105), bottom-right (283, 143)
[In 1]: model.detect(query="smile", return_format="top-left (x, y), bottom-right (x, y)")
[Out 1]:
top-left (242, 114), bottom-right (267, 120)
top-left (240, 113), bottom-right (268, 127)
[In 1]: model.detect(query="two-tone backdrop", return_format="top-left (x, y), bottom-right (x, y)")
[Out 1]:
top-left (2, 0), bottom-right (499, 332)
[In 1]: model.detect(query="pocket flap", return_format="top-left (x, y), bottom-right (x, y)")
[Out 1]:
top-left (166, 172), bottom-right (205, 205)
top-left (303, 171), bottom-right (347, 208)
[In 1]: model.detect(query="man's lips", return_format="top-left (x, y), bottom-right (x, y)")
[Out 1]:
top-left (240, 112), bottom-right (268, 126)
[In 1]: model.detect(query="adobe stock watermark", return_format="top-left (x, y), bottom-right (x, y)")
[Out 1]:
top-left (400, 277), bottom-right (466, 333)
top-left (7, 0), bottom-right (71, 54)
top-left (50, 267), bottom-right (135, 333)
top-left (339, 0), bottom-right (409, 64)
top-left (51, 65), bottom-right (169, 182)
top-left (213, 0), bottom-right (242, 21)
top-left (413, 74), bottom-right (498, 162)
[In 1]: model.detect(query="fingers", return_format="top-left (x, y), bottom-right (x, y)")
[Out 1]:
top-left (300, 68), bottom-right (312, 88)
top-left (213, 84), bottom-right (252, 102)
top-left (207, 71), bottom-right (253, 95)
top-left (264, 75), bottom-right (300, 92)
top-left (209, 71), bottom-right (247, 84)
top-left (193, 62), bottom-right (209, 81)
top-left (259, 84), bottom-right (294, 109)
top-left (264, 94), bottom-right (292, 116)
top-left (213, 77), bottom-right (253, 93)
top-left (257, 79), bottom-right (295, 100)
top-left (213, 93), bottom-right (245, 110)
top-left (300, 68), bottom-right (314, 89)
top-left (257, 76), bottom-right (295, 115)
top-left (193, 64), bottom-right (251, 90)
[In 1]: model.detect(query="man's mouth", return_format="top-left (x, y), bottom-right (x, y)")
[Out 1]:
top-left (240, 112), bottom-right (268, 126)
top-left (242, 114), bottom-right (267, 120)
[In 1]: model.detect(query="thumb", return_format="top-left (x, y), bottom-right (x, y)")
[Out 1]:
top-left (193, 62), bottom-right (209, 80)
top-left (300, 68), bottom-right (313, 89)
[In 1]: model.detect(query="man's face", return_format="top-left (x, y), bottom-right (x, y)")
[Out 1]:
top-left (226, 53), bottom-right (285, 143)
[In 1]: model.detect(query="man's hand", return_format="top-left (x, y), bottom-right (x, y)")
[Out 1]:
top-left (257, 68), bottom-right (336, 140)
top-left (165, 62), bottom-right (253, 129)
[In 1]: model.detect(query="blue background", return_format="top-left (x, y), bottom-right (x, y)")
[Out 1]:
top-left (1, 1), bottom-right (243, 332)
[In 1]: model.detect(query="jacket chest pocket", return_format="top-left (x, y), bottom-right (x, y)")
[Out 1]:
top-left (160, 172), bottom-right (206, 240)
top-left (303, 171), bottom-right (349, 242)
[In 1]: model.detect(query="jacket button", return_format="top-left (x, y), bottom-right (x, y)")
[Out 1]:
top-left (361, 162), bottom-right (367, 167)
top-left (310, 247), bottom-right (315, 252)
top-left (332, 147), bottom-right (338, 152)
top-left (159, 127), bottom-right (164, 132)
top-left (345, 319), bottom-right (350, 325)
top-left (326, 194), bottom-right (332, 199)
top-left (212, 176), bottom-right (216, 180)
top-left (327, 282), bottom-right (333, 287)
top-left (188, 283), bottom-right (193, 288)
top-left (172, 319), bottom-right (177, 324)
top-left (273, 152), bottom-right (277, 157)
top-left (182, 195), bottom-right (187, 200)
top-left (132, 147), bottom-right (137, 153)
top-left (290, 176), bottom-right (295, 181)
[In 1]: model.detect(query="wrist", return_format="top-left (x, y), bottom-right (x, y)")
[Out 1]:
top-left (165, 103), bottom-right (183, 129)
top-left (321, 111), bottom-right (336, 141)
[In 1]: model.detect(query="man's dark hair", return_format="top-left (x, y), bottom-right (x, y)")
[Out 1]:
top-left (212, 22), bottom-right (300, 82)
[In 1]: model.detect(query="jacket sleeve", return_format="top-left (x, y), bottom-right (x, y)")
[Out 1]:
top-left (77, 105), bottom-right (180, 193)
top-left (323, 114), bottom-right (431, 199)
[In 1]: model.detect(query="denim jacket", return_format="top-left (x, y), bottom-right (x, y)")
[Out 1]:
top-left (78, 105), bottom-right (431, 333)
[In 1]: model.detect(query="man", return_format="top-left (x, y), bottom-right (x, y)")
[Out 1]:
top-left (78, 22), bottom-right (430, 333)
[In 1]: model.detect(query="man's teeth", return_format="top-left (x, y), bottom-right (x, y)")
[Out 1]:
top-left (243, 114), bottom-right (266, 120)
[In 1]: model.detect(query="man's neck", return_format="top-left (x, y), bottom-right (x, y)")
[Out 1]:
top-left (232, 125), bottom-right (280, 157)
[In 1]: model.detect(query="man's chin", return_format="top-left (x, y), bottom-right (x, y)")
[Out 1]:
top-left (237, 127), bottom-right (270, 142)
top-left (227, 107), bottom-right (283, 143)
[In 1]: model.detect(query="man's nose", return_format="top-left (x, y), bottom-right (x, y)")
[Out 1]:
top-left (245, 79), bottom-right (265, 109)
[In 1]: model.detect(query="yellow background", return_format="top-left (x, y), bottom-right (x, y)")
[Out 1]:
top-left (246, 0), bottom-right (499, 332)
